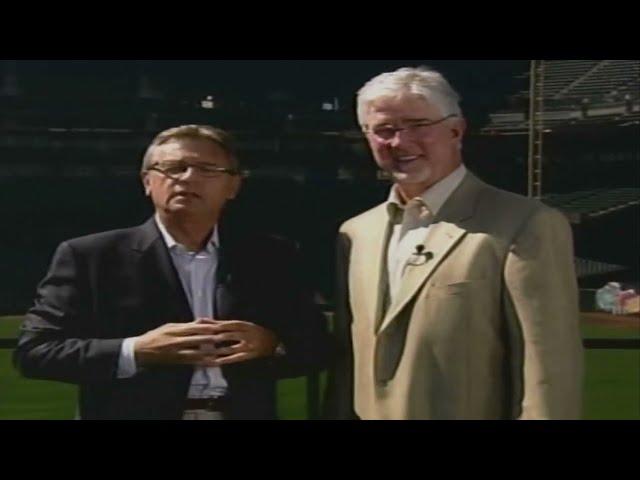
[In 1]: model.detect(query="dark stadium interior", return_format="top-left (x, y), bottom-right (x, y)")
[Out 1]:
top-left (0, 60), bottom-right (638, 313)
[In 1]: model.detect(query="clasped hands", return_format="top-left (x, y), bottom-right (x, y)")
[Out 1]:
top-left (134, 318), bottom-right (279, 368)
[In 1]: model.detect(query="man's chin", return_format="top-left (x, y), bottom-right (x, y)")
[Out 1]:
top-left (167, 201), bottom-right (191, 210)
top-left (391, 170), bottom-right (432, 184)
top-left (167, 196), bottom-right (200, 209)
top-left (164, 204), bottom-right (200, 216)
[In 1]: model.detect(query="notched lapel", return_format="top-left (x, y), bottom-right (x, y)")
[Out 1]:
top-left (352, 206), bottom-right (393, 333)
top-left (378, 221), bottom-right (467, 335)
top-left (132, 219), bottom-right (193, 326)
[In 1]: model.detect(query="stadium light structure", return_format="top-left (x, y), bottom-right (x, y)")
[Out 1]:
top-left (528, 60), bottom-right (545, 199)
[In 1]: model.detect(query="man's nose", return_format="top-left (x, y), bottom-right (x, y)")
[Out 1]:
top-left (388, 128), bottom-right (411, 147)
top-left (175, 165), bottom-right (199, 181)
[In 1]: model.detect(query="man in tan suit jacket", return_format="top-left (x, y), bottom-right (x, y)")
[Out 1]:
top-left (324, 66), bottom-right (583, 420)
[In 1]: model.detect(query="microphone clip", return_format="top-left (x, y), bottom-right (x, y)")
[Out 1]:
top-left (407, 245), bottom-right (434, 266)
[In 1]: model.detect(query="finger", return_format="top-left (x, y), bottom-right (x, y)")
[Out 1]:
top-left (208, 320), bottom-right (252, 332)
top-left (214, 352), bottom-right (256, 366)
top-left (175, 350), bottom-right (220, 364)
top-left (216, 342), bottom-right (247, 356)
top-left (168, 335), bottom-right (219, 349)
top-left (212, 332), bottom-right (245, 343)
top-left (150, 349), bottom-right (212, 365)
top-left (166, 323), bottom-right (222, 336)
top-left (195, 317), bottom-right (219, 324)
top-left (194, 355), bottom-right (220, 367)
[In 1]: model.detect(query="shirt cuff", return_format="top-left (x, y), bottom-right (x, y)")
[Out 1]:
top-left (117, 336), bottom-right (139, 379)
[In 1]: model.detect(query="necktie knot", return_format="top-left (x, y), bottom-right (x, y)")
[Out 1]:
top-left (407, 198), bottom-right (433, 223)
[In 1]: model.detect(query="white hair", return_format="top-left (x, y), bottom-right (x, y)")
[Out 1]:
top-left (356, 66), bottom-right (463, 129)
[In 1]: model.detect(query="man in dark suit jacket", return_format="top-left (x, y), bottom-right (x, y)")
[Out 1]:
top-left (14, 125), bottom-right (331, 420)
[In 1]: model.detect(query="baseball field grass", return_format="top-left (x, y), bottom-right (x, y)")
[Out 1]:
top-left (1, 315), bottom-right (637, 420)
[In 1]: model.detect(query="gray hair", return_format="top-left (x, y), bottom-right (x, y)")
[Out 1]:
top-left (356, 66), bottom-right (462, 129)
top-left (141, 124), bottom-right (239, 174)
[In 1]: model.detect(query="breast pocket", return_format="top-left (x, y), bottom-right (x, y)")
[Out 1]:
top-left (427, 278), bottom-right (485, 297)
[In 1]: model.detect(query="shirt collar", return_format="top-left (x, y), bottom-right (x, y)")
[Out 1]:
top-left (154, 213), bottom-right (219, 254)
top-left (386, 164), bottom-right (467, 218)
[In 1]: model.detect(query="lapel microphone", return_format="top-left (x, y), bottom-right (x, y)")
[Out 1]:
top-left (413, 245), bottom-right (434, 261)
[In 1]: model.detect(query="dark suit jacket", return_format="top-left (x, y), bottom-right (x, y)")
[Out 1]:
top-left (14, 218), bottom-right (331, 419)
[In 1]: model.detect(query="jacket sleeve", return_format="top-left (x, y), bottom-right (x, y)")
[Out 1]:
top-left (13, 241), bottom-right (123, 384)
top-left (503, 207), bottom-right (584, 419)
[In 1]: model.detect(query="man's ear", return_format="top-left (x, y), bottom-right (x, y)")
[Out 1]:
top-left (227, 175), bottom-right (242, 200)
top-left (141, 172), bottom-right (151, 197)
top-left (451, 116), bottom-right (467, 142)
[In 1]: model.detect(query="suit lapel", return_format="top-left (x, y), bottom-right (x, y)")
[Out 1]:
top-left (378, 222), bottom-right (467, 335)
top-left (128, 218), bottom-right (202, 407)
top-left (377, 171), bottom-right (486, 336)
top-left (131, 218), bottom-right (193, 325)
top-left (355, 205), bottom-right (394, 333)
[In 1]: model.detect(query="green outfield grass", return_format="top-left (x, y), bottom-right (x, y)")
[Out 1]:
top-left (1, 316), bottom-right (638, 420)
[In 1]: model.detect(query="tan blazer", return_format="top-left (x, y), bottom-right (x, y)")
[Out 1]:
top-left (326, 172), bottom-right (583, 419)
